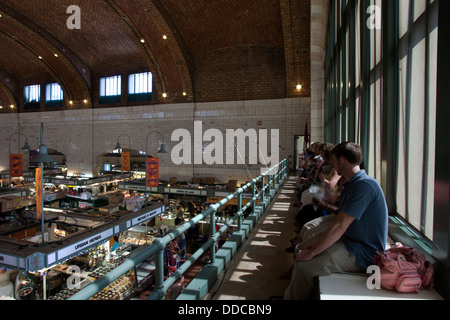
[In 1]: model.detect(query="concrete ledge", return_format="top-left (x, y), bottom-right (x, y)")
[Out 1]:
top-left (319, 273), bottom-right (443, 300)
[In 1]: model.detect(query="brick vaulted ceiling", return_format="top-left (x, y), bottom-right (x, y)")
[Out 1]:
top-left (0, 0), bottom-right (310, 113)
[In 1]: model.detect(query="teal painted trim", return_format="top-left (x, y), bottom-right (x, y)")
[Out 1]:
top-left (68, 243), bottom-right (159, 300)
top-left (388, 216), bottom-right (432, 255)
top-left (176, 180), bottom-right (286, 300)
top-left (176, 231), bottom-right (246, 300)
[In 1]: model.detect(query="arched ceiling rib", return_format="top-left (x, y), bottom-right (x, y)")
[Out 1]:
top-left (0, 1), bottom-right (92, 107)
top-left (0, 0), bottom-right (310, 111)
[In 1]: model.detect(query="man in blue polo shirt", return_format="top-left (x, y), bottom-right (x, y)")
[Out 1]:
top-left (284, 142), bottom-right (388, 300)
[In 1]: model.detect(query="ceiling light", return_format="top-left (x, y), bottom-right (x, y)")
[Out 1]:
top-left (140, 39), bottom-right (145, 43)
top-left (54, 53), bottom-right (59, 57)
top-left (38, 56), bottom-right (43, 59)
top-left (162, 35), bottom-right (167, 40)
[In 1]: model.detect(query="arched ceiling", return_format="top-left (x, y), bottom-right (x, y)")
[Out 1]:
top-left (0, 0), bottom-right (310, 112)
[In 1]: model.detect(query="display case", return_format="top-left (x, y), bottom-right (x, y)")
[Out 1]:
top-left (47, 245), bottom-right (137, 300)
top-left (90, 269), bottom-right (136, 300)
top-left (119, 226), bottom-right (158, 246)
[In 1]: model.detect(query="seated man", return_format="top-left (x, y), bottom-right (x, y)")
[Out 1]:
top-left (284, 142), bottom-right (388, 300)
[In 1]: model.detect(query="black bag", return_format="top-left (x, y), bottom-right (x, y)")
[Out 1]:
top-left (295, 204), bottom-right (326, 229)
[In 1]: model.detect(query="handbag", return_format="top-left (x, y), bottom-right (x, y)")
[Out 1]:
top-left (373, 243), bottom-right (435, 293)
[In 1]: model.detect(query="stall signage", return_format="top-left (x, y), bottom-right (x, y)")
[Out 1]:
top-left (121, 152), bottom-right (130, 171)
top-left (207, 197), bottom-right (252, 206)
top-left (131, 207), bottom-right (163, 226)
top-left (10, 154), bottom-right (23, 177)
top-left (87, 176), bottom-right (110, 184)
top-left (0, 253), bottom-right (18, 268)
top-left (57, 228), bottom-right (113, 261)
top-left (164, 188), bottom-right (203, 196)
top-left (146, 158), bottom-right (159, 187)
top-left (214, 191), bottom-right (253, 199)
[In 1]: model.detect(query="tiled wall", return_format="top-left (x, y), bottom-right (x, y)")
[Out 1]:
top-left (1, 98), bottom-right (310, 185)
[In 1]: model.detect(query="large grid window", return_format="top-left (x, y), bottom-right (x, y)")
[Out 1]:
top-left (367, 0), bottom-right (382, 183)
top-left (24, 84), bottom-right (40, 109)
top-left (128, 72), bottom-right (152, 102)
top-left (396, 0), bottom-right (437, 240)
top-left (45, 83), bottom-right (64, 108)
top-left (324, 0), bottom-right (438, 243)
top-left (99, 75), bottom-right (121, 104)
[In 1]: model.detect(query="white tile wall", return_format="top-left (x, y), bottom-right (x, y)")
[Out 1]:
top-left (0, 98), bottom-right (311, 183)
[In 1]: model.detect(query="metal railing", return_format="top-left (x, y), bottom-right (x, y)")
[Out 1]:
top-left (69, 159), bottom-right (288, 300)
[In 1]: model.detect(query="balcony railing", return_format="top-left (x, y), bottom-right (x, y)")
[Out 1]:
top-left (68, 158), bottom-right (289, 300)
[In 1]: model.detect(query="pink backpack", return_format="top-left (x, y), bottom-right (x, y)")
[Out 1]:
top-left (373, 243), bottom-right (435, 293)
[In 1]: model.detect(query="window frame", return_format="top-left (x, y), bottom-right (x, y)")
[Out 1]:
top-left (99, 75), bottom-right (122, 104)
top-left (324, 0), bottom-right (440, 260)
top-left (23, 84), bottom-right (41, 109)
top-left (45, 83), bottom-right (64, 108)
top-left (128, 72), bottom-right (153, 103)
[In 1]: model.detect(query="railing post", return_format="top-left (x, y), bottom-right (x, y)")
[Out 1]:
top-left (237, 191), bottom-right (242, 231)
top-left (275, 165), bottom-right (281, 190)
top-left (252, 179), bottom-right (256, 216)
top-left (209, 208), bottom-right (216, 264)
top-left (155, 243), bottom-right (165, 299)
top-left (261, 174), bottom-right (265, 203)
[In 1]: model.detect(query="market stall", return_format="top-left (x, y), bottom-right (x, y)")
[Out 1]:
top-left (0, 202), bottom-right (165, 300)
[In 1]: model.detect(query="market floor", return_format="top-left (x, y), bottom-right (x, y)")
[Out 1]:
top-left (207, 173), bottom-right (299, 300)
top-left (136, 172), bottom-right (299, 300)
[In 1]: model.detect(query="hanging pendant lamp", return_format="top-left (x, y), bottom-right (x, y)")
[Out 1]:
top-left (31, 123), bottom-right (55, 163)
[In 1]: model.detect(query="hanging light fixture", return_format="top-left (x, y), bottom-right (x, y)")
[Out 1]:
top-left (31, 123), bottom-right (55, 163)
top-left (115, 134), bottom-right (131, 150)
top-left (157, 142), bottom-right (168, 154)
